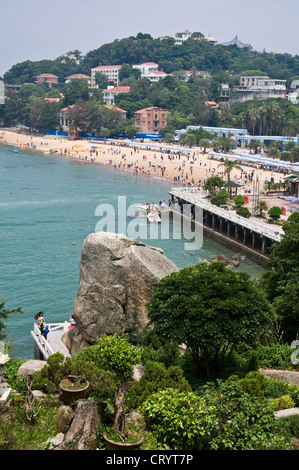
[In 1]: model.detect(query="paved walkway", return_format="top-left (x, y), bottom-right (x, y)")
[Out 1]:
top-left (48, 329), bottom-right (71, 357)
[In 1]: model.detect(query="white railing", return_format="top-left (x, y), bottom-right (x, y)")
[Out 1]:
top-left (33, 323), bottom-right (54, 359)
top-left (32, 322), bottom-right (70, 359)
top-left (170, 187), bottom-right (282, 242)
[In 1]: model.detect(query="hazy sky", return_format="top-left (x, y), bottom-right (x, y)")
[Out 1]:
top-left (1, 0), bottom-right (298, 76)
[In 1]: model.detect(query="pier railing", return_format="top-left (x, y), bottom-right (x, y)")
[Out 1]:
top-left (170, 187), bottom-right (282, 242)
top-left (31, 322), bottom-right (70, 360)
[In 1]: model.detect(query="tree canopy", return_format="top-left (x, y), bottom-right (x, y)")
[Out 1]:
top-left (147, 261), bottom-right (273, 377)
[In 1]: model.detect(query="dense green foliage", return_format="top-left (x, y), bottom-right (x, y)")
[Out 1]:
top-left (1, 34), bottom-right (299, 136)
top-left (0, 299), bottom-right (22, 342)
top-left (261, 220), bottom-right (299, 342)
top-left (147, 261), bottom-right (273, 377)
top-left (127, 361), bottom-right (191, 409)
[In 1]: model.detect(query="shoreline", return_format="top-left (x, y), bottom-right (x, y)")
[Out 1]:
top-left (0, 129), bottom-right (287, 192)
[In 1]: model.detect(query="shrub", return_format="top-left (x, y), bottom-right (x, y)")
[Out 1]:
top-left (236, 206), bottom-right (251, 218)
top-left (253, 343), bottom-right (294, 370)
top-left (268, 395), bottom-right (294, 411)
top-left (211, 188), bottom-right (230, 206)
top-left (264, 377), bottom-right (289, 398)
top-left (141, 388), bottom-right (216, 450)
top-left (234, 195), bottom-right (245, 207)
top-left (203, 380), bottom-right (293, 450)
top-left (238, 371), bottom-right (267, 397)
top-left (32, 352), bottom-right (115, 396)
top-left (287, 212), bottom-right (299, 223)
top-left (267, 206), bottom-right (283, 220)
top-left (127, 361), bottom-right (191, 409)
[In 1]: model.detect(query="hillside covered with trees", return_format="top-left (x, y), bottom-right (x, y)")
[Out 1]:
top-left (1, 33), bottom-right (299, 137)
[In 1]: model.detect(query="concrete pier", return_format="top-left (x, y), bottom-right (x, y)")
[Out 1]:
top-left (168, 187), bottom-right (283, 265)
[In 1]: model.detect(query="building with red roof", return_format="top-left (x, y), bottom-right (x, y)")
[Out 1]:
top-left (65, 74), bottom-right (92, 85)
top-left (36, 74), bottom-right (59, 87)
top-left (103, 86), bottom-right (131, 105)
top-left (91, 65), bottom-right (122, 86)
top-left (134, 106), bottom-right (169, 134)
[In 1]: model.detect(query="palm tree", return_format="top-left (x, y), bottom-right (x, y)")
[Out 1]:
top-left (217, 158), bottom-right (242, 195)
top-left (248, 105), bottom-right (260, 135)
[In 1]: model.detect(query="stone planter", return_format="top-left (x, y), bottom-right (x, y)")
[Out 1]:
top-left (103, 433), bottom-right (144, 451)
top-left (59, 376), bottom-right (89, 405)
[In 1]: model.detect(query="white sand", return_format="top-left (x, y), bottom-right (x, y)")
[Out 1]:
top-left (0, 129), bottom-right (286, 189)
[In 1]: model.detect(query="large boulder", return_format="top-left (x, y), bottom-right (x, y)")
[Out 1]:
top-left (66, 232), bottom-right (178, 354)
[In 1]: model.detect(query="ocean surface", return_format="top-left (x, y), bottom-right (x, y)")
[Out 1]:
top-left (0, 144), bottom-right (264, 359)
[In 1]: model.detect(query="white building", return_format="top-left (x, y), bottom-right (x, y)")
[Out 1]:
top-left (288, 89), bottom-right (299, 104)
top-left (132, 62), bottom-right (159, 75)
top-left (102, 86), bottom-right (131, 105)
top-left (220, 76), bottom-right (287, 103)
top-left (91, 65), bottom-right (122, 86)
top-left (174, 29), bottom-right (217, 45)
top-left (141, 71), bottom-right (169, 82)
top-left (65, 74), bottom-right (92, 85)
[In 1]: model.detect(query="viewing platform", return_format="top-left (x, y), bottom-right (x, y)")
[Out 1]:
top-left (168, 187), bottom-right (284, 264)
top-left (31, 322), bottom-right (71, 361)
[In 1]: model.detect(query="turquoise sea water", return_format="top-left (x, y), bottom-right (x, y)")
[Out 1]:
top-left (0, 144), bottom-right (264, 359)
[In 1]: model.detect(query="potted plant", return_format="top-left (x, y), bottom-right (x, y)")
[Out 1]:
top-left (59, 375), bottom-right (90, 405)
top-left (77, 334), bottom-right (143, 449)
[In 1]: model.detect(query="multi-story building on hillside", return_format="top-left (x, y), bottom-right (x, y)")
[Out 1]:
top-left (219, 76), bottom-right (287, 103)
top-left (36, 73), bottom-right (59, 87)
top-left (134, 106), bottom-right (168, 134)
top-left (132, 62), bottom-right (159, 75)
top-left (102, 86), bottom-right (131, 105)
top-left (65, 74), bottom-right (92, 85)
top-left (91, 65), bottom-right (122, 86)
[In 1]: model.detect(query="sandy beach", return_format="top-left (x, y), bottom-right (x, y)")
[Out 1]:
top-left (0, 129), bottom-right (288, 193)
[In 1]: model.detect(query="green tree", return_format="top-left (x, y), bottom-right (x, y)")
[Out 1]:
top-left (203, 176), bottom-right (225, 197)
top-left (94, 72), bottom-right (108, 90)
top-left (147, 262), bottom-right (273, 378)
top-left (217, 157), bottom-right (242, 195)
top-left (63, 78), bottom-right (90, 106)
top-left (27, 100), bottom-right (59, 131)
top-left (261, 221), bottom-right (299, 341)
top-left (76, 334), bottom-right (140, 436)
top-left (0, 299), bottom-right (22, 342)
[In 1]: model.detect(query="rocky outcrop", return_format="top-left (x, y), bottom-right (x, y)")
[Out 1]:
top-left (65, 232), bottom-right (178, 355)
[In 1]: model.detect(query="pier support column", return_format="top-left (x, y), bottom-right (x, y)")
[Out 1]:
top-left (212, 214), bottom-right (216, 230)
top-left (235, 224), bottom-right (238, 240)
top-left (261, 238), bottom-right (266, 254)
top-left (227, 221), bottom-right (230, 237)
top-left (252, 232), bottom-right (256, 249)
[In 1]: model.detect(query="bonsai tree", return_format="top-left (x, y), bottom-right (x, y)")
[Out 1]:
top-left (236, 206), bottom-right (251, 218)
top-left (147, 262), bottom-right (273, 378)
top-left (267, 206), bottom-right (283, 221)
top-left (211, 188), bottom-right (230, 207)
top-left (234, 194), bottom-right (245, 208)
top-left (76, 334), bottom-right (140, 437)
